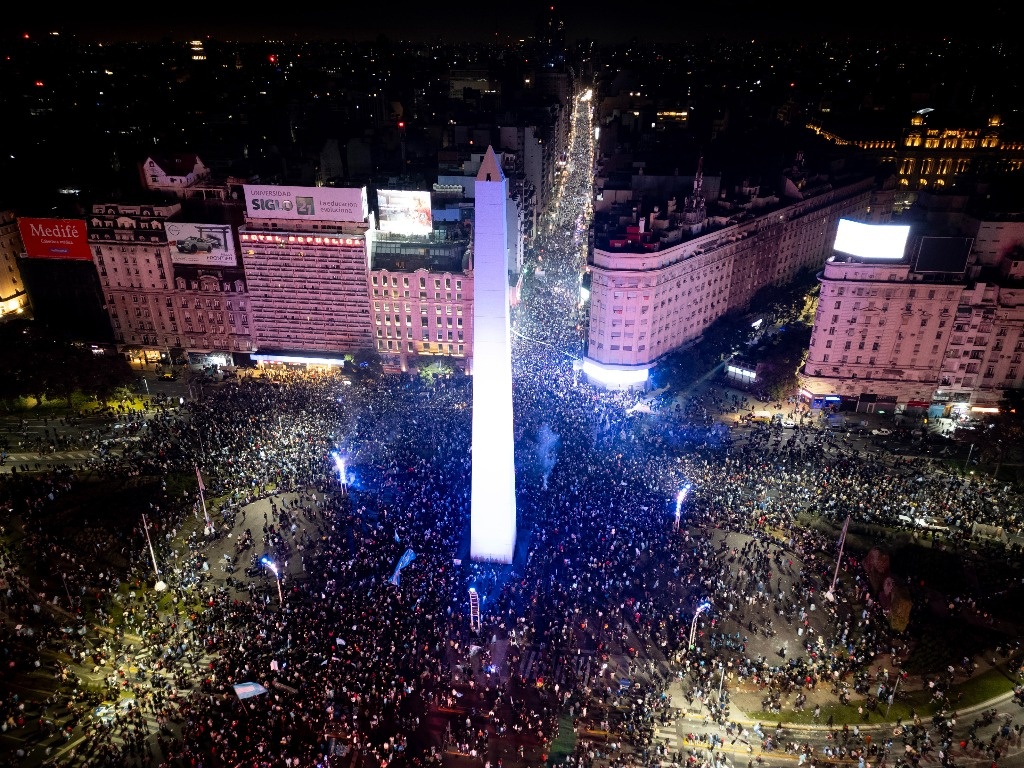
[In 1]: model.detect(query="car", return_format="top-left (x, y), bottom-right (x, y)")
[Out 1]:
top-left (871, 428), bottom-right (892, 436)
top-left (175, 235), bottom-right (219, 254)
top-left (159, 372), bottom-right (177, 381)
top-left (780, 419), bottom-right (797, 428)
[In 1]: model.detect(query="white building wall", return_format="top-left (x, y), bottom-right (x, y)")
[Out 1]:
top-left (967, 219), bottom-right (1024, 266)
top-left (369, 269), bottom-right (473, 372)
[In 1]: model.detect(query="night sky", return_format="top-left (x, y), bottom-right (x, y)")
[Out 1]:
top-left (9, 2), bottom-right (1019, 44)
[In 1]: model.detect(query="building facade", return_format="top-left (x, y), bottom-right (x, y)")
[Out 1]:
top-left (0, 209), bottom-right (29, 320)
top-left (808, 112), bottom-right (1024, 206)
top-left (239, 222), bottom-right (373, 364)
top-left (41, 172), bottom-right (518, 375)
top-left (367, 234), bottom-right (474, 373)
top-left (87, 202), bottom-right (253, 366)
top-left (584, 170), bottom-right (878, 387)
top-left (801, 216), bottom-right (1024, 416)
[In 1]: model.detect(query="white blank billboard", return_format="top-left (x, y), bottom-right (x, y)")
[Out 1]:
top-left (833, 219), bottom-right (910, 260)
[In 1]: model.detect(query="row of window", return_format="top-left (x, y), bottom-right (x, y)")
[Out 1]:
top-left (111, 293), bottom-right (248, 312)
top-left (378, 327), bottom-right (463, 341)
top-left (373, 289), bottom-right (463, 301)
top-left (832, 287), bottom-right (958, 301)
top-left (377, 315), bottom-right (463, 328)
top-left (374, 302), bottom-right (463, 315)
top-left (373, 275), bottom-right (463, 290)
top-left (376, 339), bottom-right (465, 355)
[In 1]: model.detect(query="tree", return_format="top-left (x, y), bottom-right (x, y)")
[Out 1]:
top-left (0, 321), bottom-right (134, 410)
top-left (79, 351), bottom-right (136, 405)
top-left (346, 348), bottom-right (384, 380)
top-left (981, 388), bottom-right (1024, 482)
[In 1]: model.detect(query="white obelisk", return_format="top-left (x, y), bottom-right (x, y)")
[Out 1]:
top-left (470, 146), bottom-right (517, 563)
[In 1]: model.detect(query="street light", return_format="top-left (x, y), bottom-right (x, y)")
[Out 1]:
top-left (261, 557), bottom-right (283, 605)
top-left (689, 600), bottom-right (711, 652)
top-left (142, 513), bottom-right (167, 592)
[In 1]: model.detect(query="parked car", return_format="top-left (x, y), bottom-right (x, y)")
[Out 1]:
top-left (159, 372), bottom-right (177, 381)
top-left (871, 428), bottom-right (892, 436)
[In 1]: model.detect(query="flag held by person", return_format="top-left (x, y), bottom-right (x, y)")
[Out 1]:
top-left (388, 548), bottom-right (416, 586)
top-left (232, 681), bottom-right (268, 700)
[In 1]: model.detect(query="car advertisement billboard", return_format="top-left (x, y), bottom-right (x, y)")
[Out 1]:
top-left (243, 185), bottom-right (367, 223)
top-left (377, 189), bottom-right (433, 236)
top-left (17, 217), bottom-right (92, 260)
top-left (165, 222), bottom-right (237, 266)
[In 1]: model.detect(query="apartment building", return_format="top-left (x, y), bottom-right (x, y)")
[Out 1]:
top-left (0, 209), bottom-right (29, 320)
top-left (87, 201), bottom-right (253, 367)
top-left (583, 167), bottom-right (878, 388)
top-left (237, 184), bottom-right (481, 374)
top-left (238, 185), bottom-right (373, 365)
top-left (801, 212), bottom-right (1024, 417)
top-left (21, 162), bottom-right (517, 374)
top-left (367, 230), bottom-right (473, 373)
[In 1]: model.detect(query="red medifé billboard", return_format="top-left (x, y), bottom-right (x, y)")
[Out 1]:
top-left (18, 217), bottom-right (92, 260)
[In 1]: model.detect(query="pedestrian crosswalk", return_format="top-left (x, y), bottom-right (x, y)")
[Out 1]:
top-left (652, 719), bottom-right (738, 768)
top-left (3, 450), bottom-right (94, 462)
top-left (517, 646), bottom-right (594, 689)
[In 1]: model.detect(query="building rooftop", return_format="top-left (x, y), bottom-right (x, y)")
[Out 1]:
top-left (370, 221), bottom-right (472, 274)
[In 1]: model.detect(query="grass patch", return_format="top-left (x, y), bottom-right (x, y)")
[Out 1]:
top-left (746, 663), bottom-right (1019, 726)
top-left (546, 714), bottom-right (577, 766)
top-left (902, 617), bottom-right (1006, 675)
top-left (3, 391), bottom-right (139, 415)
top-left (949, 664), bottom-right (1019, 708)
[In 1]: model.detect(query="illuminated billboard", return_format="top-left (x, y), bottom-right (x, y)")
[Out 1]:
top-left (833, 219), bottom-right (910, 260)
top-left (18, 217), bottom-right (92, 260)
top-left (165, 222), bottom-right (237, 266)
top-left (243, 185), bottom-right (367, 223)
top-left (377, 189), bottom-right (433, 236)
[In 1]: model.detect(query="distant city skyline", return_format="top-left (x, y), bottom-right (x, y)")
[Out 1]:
top-left (8, 3), bottom-right (1019, 44)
